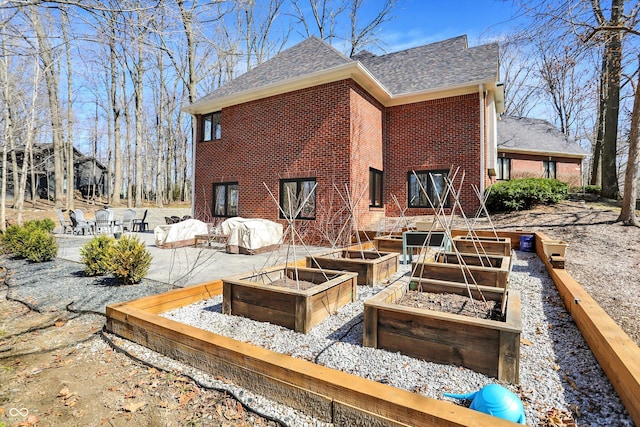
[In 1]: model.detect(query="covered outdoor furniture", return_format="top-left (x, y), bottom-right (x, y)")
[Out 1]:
top-left (132, 210), bottom-right (148, 232)
top-left (221, 217), bottom-right (283, 254)
top-left (56, 209), bottom-right (73, 234)
top-left (70, 209), bottom-right (93, 235)
top-left (154, 219), bottom-right (208, 248)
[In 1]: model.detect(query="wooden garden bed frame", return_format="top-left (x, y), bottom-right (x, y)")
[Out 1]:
top-left (306, 248), bottom-right (399, 286)
top-left (222, 266), bottom-right (357, 333)
top-left (411, 252), bottom-right (511, 288)
top-left (452, 235), bottom-right (512, 256)
top-left (106, 230), bottom-right (640, 426)
top-left (363, 280), bottom-right (521, 383)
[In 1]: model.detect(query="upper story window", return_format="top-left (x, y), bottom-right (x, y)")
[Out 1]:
top-left (202, 111), bottom-right (221, 141)
top-left (369, 168), bottom-right (383, 208)
top-left (497, 157), bottom-right (511, 181)
top-left (543, 160), bottom-right (556, 179)
top-left (408, 170), bottom-right (450, 209)
top-left (280, 178), bottom-right (316, 220)
top-left (212, 182), bottom-right (238, 217)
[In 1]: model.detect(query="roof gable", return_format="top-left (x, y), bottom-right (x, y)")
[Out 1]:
top-left (186, 35), bottom-right (500, 114)
top-left (197, 37), bottom-right (352, 104)
top-left (497, 116), bottom-right (588, 158)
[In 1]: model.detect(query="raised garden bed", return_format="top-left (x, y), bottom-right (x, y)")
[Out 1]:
top-left (412, 251), bottom-right (511, 288)
top-left (373, 235), bottom-right (403, 253)
top-left (452, 235), bottom-right (512, 256)
top-left (306, 249), bottom-right (399, 286)
top-left (363, 279), bottom-right (521, 383)
top-left (222, 266), bottom-right (357, 333)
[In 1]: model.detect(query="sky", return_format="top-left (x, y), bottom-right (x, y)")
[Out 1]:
top-left (373, 0), bottom-right (524, 52)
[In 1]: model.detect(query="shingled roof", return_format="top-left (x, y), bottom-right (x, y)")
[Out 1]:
top-left (497, 116), bottom-right (588, 158)
top-left (185, 35), bottom-right (500, 114)
top-left (357, 36), bottom-right (498, 94)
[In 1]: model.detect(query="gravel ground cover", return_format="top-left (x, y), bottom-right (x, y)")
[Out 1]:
top-left (161, 252), bottom-right (632, 426)
top-left (2, 200), bottom-right (638, 426)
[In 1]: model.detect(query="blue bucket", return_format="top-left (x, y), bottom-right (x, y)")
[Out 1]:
top-left (520, 235), bottom-right (534, 252)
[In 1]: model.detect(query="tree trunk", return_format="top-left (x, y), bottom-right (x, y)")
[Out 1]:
top-left (111, 29), bottom-right (123, 207)
top-left (616, 56), bottom-right (640, 226)
top-left (62, 8), bottom-right (75, 210)
top-left (600, 0), bottom-right (623, 199)
top-left (0, 35), bottom-right (10, 231)
top-left (133, 12), bottom-right (144, 208)
top-left (30, 7), bottom-right (65, 209)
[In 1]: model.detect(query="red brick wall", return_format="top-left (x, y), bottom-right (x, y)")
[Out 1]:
top-left (349, 83), bottom-right (385, 229)
top-left (384, 93), bottom-right (482, 216)
top-left (501, 153), bottom-right (583, 187)
top-left (194, 80), bottom-right (354, 240)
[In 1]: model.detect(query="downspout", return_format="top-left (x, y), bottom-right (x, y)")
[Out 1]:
top-left (190, 113), bottom-right (196, 217)
top-left (479, 84), bottom-right (485, 195)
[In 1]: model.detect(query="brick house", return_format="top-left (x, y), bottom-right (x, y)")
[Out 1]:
top-left (496, 116), bottom-right (588, 187)
top-left (184, 36), bottom-right (504, 241)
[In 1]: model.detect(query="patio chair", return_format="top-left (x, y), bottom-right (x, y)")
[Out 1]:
top-left (56, 209), bottom-right (73, 234)
top-left (94, 209), bottom-right (113, 235)
top-left (70, 209), bottom-right (93, 235)
top-left (132, 209), bottom-right (148, 232)
top-left (122, 209), bottom-right (136, 231)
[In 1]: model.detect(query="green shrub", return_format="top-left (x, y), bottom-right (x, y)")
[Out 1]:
top-left (0, 220), bottom-right (58, 261)
top-left (571, 185), bottom-right (601, 195)
top-left (0, 225), bottom-right (26, 255)
top-left (109, 235), bottom-right (151, 285)
top-left (22, 228), bottom-right (58, 262)
top-left (486, 178), bottom-right (569, 213)
top-left (80, 235), bottom-right (115, 276)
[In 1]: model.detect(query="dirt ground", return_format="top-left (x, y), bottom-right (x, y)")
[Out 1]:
top-left (0, 198), bottom-right (638, 426)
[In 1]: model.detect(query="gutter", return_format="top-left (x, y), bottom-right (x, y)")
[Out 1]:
top-left (479, 84), bottom-right (485, 194)
top-left (182, 62), bottom-right (501, 115)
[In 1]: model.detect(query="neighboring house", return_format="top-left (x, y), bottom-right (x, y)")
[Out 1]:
top-left (496, 116), bottom-right (588, 187)
top-left (0, 143), bottom-right (108, 199)
top-left (184, 36), bottom-right (504, 239)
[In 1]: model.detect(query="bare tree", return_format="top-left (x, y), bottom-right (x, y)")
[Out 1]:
top-left (499, 31), bottom-right (543, 117)
top-left (290, 0), bottom-right (346, 43)
top-left (29, 6), bottom-right (65, 208)
top-left (347, 0), bottom-right (395, 57)
top-left (61, 7), bottom-right (74, 209)
top-left (616, 54), bottom-right (640, 225)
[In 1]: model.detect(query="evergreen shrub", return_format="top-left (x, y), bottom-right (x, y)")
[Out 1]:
top-left (109, 235), bottom-right (152, 285)
top-left (80, 235), bottom-right (115, 276)
top-left (486, 178), bottom-right (569, 213)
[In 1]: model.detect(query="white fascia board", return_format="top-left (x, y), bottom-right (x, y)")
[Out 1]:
top-left (181, 64), bottom-right (500, 114)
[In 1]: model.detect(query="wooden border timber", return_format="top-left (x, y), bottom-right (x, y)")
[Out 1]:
top-left (105, 229), bottom-right (640, 426)
top-left (106, 286), bottom-right (516, 426)
top-left (533, 231), bottom-right (640, 425)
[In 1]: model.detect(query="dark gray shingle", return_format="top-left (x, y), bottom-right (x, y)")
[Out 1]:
top-left (198, 37), bottom-right (352, 104)
top-left (497, 116), bottom-right (588, 157)
top-left (194, 35), bottom-right (499, 106)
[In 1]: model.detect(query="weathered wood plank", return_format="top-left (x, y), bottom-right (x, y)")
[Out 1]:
top-left (537, 245), bottom-right (640, 426)
top-left (106, 304), bottom-right (518, 426)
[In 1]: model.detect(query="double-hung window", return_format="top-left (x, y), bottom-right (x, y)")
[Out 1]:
top-left (497, 157), bottom-right (511, 180)
top-left (202, 111), bottom-right (221, 141)
top-left (408, 170), bottom-right (450, 208)
top-left (543, 160), bottom-right (556, 179)
top-left (212, 182), bottom-right (238, 217)
top-left (369, 168), bottom-right (383, 208)
top-left (280, 178), bottom-right (316, 219)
